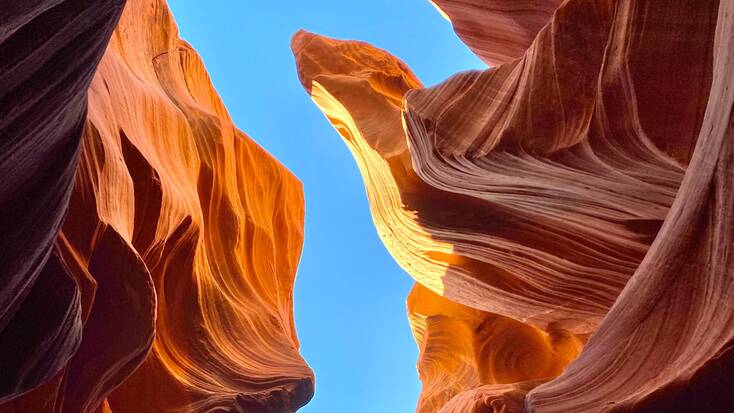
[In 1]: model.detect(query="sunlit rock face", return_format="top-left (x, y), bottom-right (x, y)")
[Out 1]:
top-left (291, 29), bottom-right (583, 411)
top-left (1, 0), bottom-right (313, 412)
top-left (408, 284), bottom-right (581, 413)
top-left (294, 0), bottom-right (733, 411)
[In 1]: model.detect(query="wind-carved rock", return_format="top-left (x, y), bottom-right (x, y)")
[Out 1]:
top-left (429, 0), bottom-right (563, 65)
top-left (294, 0), bottom-right (732, 411)
top-left (409, 284), bottom-right (581, 412)
top-left (0, 0), bottom-right (313, 412)
top-left (0, 0), bottom-right (126, 404)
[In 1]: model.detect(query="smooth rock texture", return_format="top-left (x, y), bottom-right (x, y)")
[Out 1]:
top-left (0, 0), bottom-right (125, 402)
top-left (291, 29), bottom-right (583, 411)
top-left (429, 0), bottom-right (562, 65)
top-left (409, 284), bottom-right (581, 413)
top-left (527, 1), bottom-right (734, 410)
top-left (79, 2), bottom-right (314, 410)
top-left (402, 0), bottom-right (715, 331)
top-left (1, 0), bottom-right (313, 412)
top-left (294, 0), bottom-right (730, 411)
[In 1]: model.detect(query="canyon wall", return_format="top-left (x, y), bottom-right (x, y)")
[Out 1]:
top-left (294, 0), bottom-right (733, 411)
top-left (429, 0), bottom-right (563, 65)
top-left (0, 0), bottom-right (126, 404)
top-left (0, 0), bottom-right (313, 412)
top-left (3, 0), bottom-right (732, 411)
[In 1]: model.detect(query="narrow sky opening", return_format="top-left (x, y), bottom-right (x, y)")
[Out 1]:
top-left (167, 1), bottom-right (485, 411)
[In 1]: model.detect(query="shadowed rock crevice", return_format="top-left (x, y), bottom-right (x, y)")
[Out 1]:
top-left (120, 129), bottom-right (164, 254)
top-left (0, 0), bottom-right (125, 404)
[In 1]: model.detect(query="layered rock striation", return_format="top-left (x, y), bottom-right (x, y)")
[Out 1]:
top-left (429, 0), bottom-right (563, 66)
top-left (1, 0), bottom-right (313, 412)
top-left (294, 0), bottom-right (731, 411)
top-left (408, 284), bottom-right (581, 412)
top-left (0, 0), bottom-right (126, 403)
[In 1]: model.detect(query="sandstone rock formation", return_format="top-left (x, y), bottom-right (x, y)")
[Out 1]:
top-left (527, 2), bottom-right (734, 410)
top-left (0, 0), bottom-right (126, 402)
top-left (1, 0), bottom-right (313, 412)
top-left (294, 0), bottom-right (732, 411)
top-left (429, 0), bottom-right (563, 65)
top-left (409, 284), bottom-right (581, 412)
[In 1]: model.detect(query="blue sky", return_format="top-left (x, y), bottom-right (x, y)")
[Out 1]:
top-left (167, 1), bottom-right (484, 411)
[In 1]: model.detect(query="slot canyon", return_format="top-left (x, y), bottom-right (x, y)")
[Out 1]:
top-left (1, 0), bottom-right (732, 412)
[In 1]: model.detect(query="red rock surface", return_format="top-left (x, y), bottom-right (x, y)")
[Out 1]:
top-left (294, 0), bottom-right (731, 411)
top-left (527, 2), bottom-right (734, 410)
top-left (1, 0), bottom-right (313, 412)
top-left (429, 0), bottom-right (562, 65)
top-left (4, 0), bottom-right (732, 411)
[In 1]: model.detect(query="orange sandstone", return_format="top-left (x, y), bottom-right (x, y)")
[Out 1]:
top-left (409, 284), bottom-right (581, 413)
top-left (1, 0), bottom-right (312, 412)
